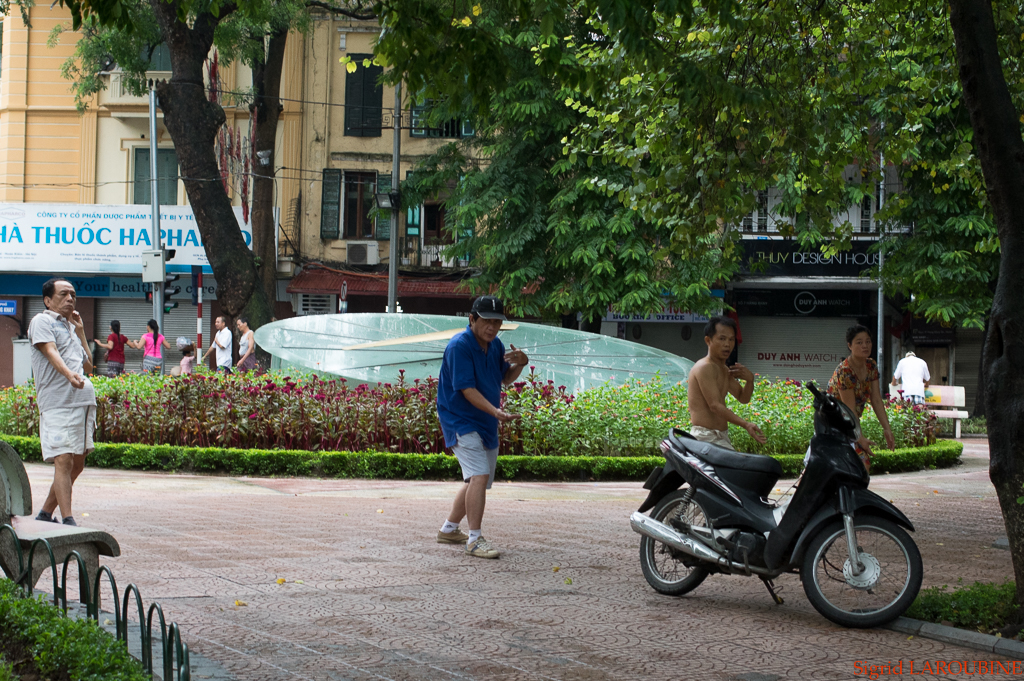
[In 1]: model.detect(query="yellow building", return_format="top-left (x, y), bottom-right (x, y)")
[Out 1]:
top-left (285, 13), bottom-right (475, 316)
top-left (0, 4), bottom-right (300, 383)
top-left (0, 6), bottom-right (474, 385)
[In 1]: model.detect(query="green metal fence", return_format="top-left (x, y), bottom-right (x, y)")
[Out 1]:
top-left (0, 523), bottom-right (191, 680)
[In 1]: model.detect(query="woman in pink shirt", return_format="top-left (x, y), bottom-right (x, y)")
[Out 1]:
top-left (129, 319), bottom-right (171, 374)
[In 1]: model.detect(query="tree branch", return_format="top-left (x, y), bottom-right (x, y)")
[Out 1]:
top-left (304, 0), bottom-right (375, 20)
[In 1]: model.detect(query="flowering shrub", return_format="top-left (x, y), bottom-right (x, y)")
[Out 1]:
top-left (0, 370), bottom-right (935, 456)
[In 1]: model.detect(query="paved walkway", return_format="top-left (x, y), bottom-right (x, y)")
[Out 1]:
top-left (23, 438), bottom-right (1015, 680)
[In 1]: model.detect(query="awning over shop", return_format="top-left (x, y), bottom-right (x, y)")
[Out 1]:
top-left (285, 268), bottom-right (472, 299)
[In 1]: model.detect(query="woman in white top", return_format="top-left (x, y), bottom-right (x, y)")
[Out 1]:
top-left (236, 317), bottom-right (257, 372)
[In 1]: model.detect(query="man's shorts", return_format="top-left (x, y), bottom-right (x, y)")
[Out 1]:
top-left (453, 431), bottom-right (499, 489)
top-left (40, 406), bottom-right (96, 462)
top-left (690, 426), bottom-right (735, 451)
top-left (905, 394), bottom-right (925, 405)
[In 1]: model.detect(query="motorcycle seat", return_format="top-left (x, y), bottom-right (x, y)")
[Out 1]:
top-left (670, 429), bottom-right (783, 475)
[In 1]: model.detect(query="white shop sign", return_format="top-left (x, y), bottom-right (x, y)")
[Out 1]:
top-left (0, 203), bottom-right (251, 274)
top-left (604, 305), bottom-right (717, 324)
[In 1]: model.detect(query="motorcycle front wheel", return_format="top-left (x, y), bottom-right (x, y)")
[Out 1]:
top-left (639, 488), bottom-right (711, 596)
top-left (802, 516), bottom-right (922, 628)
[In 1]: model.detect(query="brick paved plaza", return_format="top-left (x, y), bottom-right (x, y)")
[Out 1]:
top-left (25, 440), bottom-right (1015, 680)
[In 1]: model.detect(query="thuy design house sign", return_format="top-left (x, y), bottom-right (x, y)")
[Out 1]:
top-left (739, 240), bottom-right (879, 278)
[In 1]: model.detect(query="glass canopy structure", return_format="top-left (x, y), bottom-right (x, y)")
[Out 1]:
top-left (255, 314), bottom-right (694, 393)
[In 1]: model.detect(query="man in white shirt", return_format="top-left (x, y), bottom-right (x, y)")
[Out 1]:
top-left (29, 278), bottom-right (97, 526)
top-left (202, 315), bottom-right (234, 373)
top-left (891, 351), bottom-right (931, 404)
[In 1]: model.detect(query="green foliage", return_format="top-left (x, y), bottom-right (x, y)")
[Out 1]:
top-left (0, 658), bottom-right (14, 681)
top-left (0, 579), bottom-right (148, 681)
top-left (47, 0), bottom-right (314, 111)
top-left (398, 14), bottom-right (729, 322)
top-left (505, 376), bottom-right (936, 457)
top-left (935, 416), bottom-right (987, 436)
top-left (0, 372), bottom-right (936, 457)
top-left (0, 432), bottom-right (959, 480)
top-left (906, 579), bottom-right (1019, 636)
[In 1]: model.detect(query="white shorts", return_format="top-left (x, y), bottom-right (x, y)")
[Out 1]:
top-left (40, 406), bottom-right (96, 461)
top-left (690, 426), bottom-right (735, 451)
top-left (453, 432), bottom-right (499, 489)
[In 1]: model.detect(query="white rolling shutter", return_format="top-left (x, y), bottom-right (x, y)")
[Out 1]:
top-left (25, 297), bottom-right (48, 324)
top-left (738, 317), bottom-right (853, 387)
top-left (94, 299), bottom-right (210, 375)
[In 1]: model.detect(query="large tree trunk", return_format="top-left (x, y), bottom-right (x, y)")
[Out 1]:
top-left (949, 0), bottom-right (1024, 612)
top-left (251, 28), bottom-right (288, 319)
top-left (149, 0), bottom-right (273, 333)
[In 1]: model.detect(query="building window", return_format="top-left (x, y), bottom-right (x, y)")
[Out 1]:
top-left (860, 189), bottom-right (873, 233)
top-left (344, 171), bottom-right (377, 239)
top-left (144, 43), bottom-right (172, 71)
top-left (344, 54), bottom-right (383, 137)
top-left (410, 100), bottom-right (474, 138)
top-left (133, 148), bottom-right (179, 205)
top-left (742, 190), bottom-right (768, 232)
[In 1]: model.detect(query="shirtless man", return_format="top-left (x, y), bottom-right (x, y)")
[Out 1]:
top-left (687, 316), bottom-right (766, 451)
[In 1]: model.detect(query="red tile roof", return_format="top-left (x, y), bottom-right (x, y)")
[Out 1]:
top-left (286, 268), bottom-right (472, 298)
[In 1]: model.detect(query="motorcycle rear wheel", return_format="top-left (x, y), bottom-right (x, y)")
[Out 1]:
top-left (802, 516), bottom-right (922, 628)
top-left (639, 488), bottom-right (711, 596)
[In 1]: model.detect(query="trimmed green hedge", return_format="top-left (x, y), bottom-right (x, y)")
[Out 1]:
top-left (0, 579), bottom-right (147, 681)
top-left (2, 434), bottom-right (962, 481)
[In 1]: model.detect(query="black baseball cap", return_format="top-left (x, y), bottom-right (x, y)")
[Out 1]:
top-left (471, 295), bottom-right (506, 320)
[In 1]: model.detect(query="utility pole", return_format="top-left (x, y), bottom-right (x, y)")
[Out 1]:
top-left (387, 80), bottom-right (401, 313)
top-left (149, 82), bottom-right (164, 331)
top-left (877, 154), bottom-right (886, 373)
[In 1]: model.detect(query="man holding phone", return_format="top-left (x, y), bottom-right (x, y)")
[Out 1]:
top-left (28, 278), bottom-right (97, 526)
top-left (435, 296), bottom-right (528, 559)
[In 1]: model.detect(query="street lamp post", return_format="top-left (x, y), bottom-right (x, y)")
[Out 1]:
top-left (374, 78), bottom-right (403, 314)
top-left (388, 80), bottom-right (402, 313)
top-left (149, 82), bottom-right (164, 330)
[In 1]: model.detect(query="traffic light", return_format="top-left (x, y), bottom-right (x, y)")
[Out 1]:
top-left (163, 274), bottom-right (180, 313)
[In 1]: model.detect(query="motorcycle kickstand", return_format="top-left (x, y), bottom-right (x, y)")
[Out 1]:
top-left (761, 577), bottom-right (784, 605)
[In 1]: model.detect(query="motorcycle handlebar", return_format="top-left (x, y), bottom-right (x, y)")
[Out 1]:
top-left (805, 381), bottom-right (839, 413)
top-left (805, 381), bottom-right (824, 400)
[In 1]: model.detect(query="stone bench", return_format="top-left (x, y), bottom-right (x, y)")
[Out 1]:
top-left (0, 440), bottom-right (120, 604)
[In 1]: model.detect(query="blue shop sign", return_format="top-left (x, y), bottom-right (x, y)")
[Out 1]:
top-left (0, 274), bottom-right (218, 300)
top-left (0, 299), bottom-right (16, 316)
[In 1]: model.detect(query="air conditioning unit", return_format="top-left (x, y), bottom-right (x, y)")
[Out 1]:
top-left (347, 240), bottom-right (380, 265)
top-left (294, 293), bottom-right (336, 316)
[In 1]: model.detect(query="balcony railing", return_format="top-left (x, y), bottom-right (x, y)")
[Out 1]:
top-left (398, 237), bottom-right (465, 268)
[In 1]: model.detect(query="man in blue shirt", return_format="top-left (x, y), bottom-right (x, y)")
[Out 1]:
top-left (436, 296), bottom-right (528, 558)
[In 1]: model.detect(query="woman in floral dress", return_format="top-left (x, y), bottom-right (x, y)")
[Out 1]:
top-left (827, 324), bottom-right (895, 472)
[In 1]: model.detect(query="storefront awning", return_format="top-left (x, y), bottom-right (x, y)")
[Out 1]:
top-left (286, 268), bottom-right (472, 299)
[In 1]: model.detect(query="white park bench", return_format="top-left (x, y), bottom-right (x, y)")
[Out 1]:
top-left (923, 385), bottom-right (969, 438)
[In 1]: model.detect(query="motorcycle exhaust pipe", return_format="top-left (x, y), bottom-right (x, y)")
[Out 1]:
top-left (630, 512), bottom-right (726, 564)
top-left (630, 512), bottom-right (779, 577)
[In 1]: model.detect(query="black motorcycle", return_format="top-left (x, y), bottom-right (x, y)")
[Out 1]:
top-left (630, 382), bottom-right (922, 628)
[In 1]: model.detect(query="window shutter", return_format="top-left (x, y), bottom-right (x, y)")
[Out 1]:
top-left (344, 55), bottom-right (382, 137)
top-left (134, 148), bottom-right (178, 205)
top-left (133, 148), bottom-right (150, 205)
top-left (375, 174), bottom-right (391, 240)
top-left (320, 169), bottom-right (342, 239)
top-left (344, 57), bottom-right (366, 136)
top-left (158, 149), bottom-right (179, 205)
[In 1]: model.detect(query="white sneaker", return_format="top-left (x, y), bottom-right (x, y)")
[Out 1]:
top-left (465, 536), bottom-right (500, 559)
